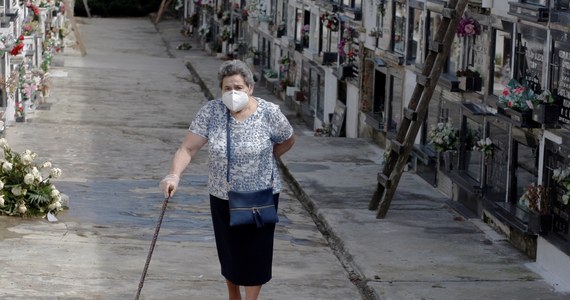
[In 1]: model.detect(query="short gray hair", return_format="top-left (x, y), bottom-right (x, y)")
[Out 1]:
top-left (218, 60), bottom-right (255, 89)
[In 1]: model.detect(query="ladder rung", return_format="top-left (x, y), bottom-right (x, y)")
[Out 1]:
top-left (404, 108), bottom-right (418, 121)
top-left (429, 41), bottom-right (443, 53)
top-left (377, 173), bottom-right (391, 189)
top-left (417, 74), bottom-right (430, 87)
top-left (442, 8), bottom-right (456, 19)
top-left (390, 140), bottom-right (404, 155)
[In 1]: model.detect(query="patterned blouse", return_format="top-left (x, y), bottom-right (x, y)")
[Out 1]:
top-left (189, 97), bottom-right (294, 200)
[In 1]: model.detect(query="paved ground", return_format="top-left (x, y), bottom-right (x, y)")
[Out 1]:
top-left (0, 15), bottom-right (568, 300)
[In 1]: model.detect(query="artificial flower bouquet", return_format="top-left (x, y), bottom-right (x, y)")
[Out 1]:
top-left (456, 16), bottom-right (480, 37)
top-left (473, 137), bottom-right (494, 156)
top-left (428, 122), bottom-right (458, 152)
top-left (0, 138), bottom-right (65, 217)
top-left (498, 78), bottom-right (536, 111)
top-left (320, 13), bottom-right (339, 32)
top-left (530, 89), bottom-right (556, 108)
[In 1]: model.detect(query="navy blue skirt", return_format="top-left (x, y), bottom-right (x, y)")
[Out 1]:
top-left (210, 194), bottom-right (279, 286)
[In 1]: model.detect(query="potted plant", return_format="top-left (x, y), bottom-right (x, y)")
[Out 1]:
top-left (519, 184), bottom-right (552, 235)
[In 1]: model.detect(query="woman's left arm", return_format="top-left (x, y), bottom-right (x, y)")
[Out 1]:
top-left (273, 134), bottom-right (296, 159)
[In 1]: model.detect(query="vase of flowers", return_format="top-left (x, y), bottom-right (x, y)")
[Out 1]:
top-left (553, 166), bottom-right (570, 206)
top-left (301, 25), bottom-right (310, 47)
top-left (428, 122), bottom-right (458, 153)
top-left (0, 138), bottom-right (65, 217)
top-left (473, 137), bottom-right (494, 160)
top-left (429, 122), bottom-right (458, 171)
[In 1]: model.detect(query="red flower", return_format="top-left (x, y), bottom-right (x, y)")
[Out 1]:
top-left (502, 88), bottom-right (510, 97)
top-left (514, 86), bottom-right (525, 95)
top-left (10, 43), bottom-right (23, 56)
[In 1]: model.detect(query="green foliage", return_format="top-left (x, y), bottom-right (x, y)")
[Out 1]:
top-left (74, 0), bottom-right (165, 17)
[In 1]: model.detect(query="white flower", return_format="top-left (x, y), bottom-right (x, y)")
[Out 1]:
top-left (0, 138), bottom-right (8, 149)
top-left (32, 167), bottom-right (41, 180)
top-left (21, 153), bottom-right (33, 165)
top-left (24, 174), bottom-right (35, 185)
top-left (485, 137), bottom-right (493, 146)
top-left (0, 180), bottom-right (4, 190)
top-left (50, 168), bottom-right (62, 178)
top-left (51, 189), bottom-right (60, 198)
top-left (0, 195), bottom-right (4, 207)
top-left (11, 185), bottom-right (22, 196)
top-left (43, 161), bottom-right (52, 168)
top-left (55, 201), bottom-right (62, 209)
top-left (2, 162), bottom-right (13, 171)
top-left (18, 204), bottom-right (27, 214)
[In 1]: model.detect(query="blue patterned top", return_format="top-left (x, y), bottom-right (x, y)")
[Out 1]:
top-left (189, 98), bottom-right (293, 200)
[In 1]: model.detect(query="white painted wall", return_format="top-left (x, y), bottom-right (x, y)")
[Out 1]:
top-left (404, 69), bottom-right (423, 144)
top-left (346, 82), bottom-right (359, 138)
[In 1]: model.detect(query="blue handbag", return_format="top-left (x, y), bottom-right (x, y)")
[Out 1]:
top-left (226, 110), bottom-right (279, 228)
top-left (228, 188), bottom-right (278, 228)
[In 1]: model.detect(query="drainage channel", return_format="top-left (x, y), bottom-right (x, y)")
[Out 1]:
top-left (278, 160), bottom-right (380, 300)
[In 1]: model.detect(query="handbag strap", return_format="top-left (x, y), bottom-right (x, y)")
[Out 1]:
top-left (226, 108), bottom-right (274, 186)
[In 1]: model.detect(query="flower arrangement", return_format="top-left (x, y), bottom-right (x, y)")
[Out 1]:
top-left (473, 137), bottom-right (494, 156)
top-left (456, 69), bottom-right (480, 78)
top-left (320, 12), bottom-right (339, 32)
top-left (553, 167), bottom-right (570, 205)
top-left (279, 56), bottom-right (290, 65)
top-left (314, 123), bottom-right (332, 137)
top-left (278, 78), bottom-right (290, 91)
top-left (519, 184), bottom-right (550, 215)
top-left (338, 26), bottom-right (358, 59)
top-left (428, 122), bottom-right (458, 152)
top-left (377, 0), bottom-right (386, 16)
top-left (456, 16), bottom-right (480, 37)
top-left (15, 106), bottom-right (24, 120)
top-left (220, 28), bottom-right (231, 41)
top-left (0, 33), bottom-right (16, 57)
top-left (531, 89), bottom-right (556, 107)
top-left (498, 78), bottom-right (535, 111)
top-left (0, 138), bottom-right (65, 217)
top-left (22, 20), bottom-right (40, 36)
top-left (25, 2), bottom-right (41, 21)
top-left (10, 35), bottom-right (25, 56)
top-left (301, 24), bottom-right (310, 40)
top-left (346, 49), bottom-right (358, 64)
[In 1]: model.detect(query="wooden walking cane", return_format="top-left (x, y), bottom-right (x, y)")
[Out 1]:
top-left (135, 186), bottom-right (173, 300)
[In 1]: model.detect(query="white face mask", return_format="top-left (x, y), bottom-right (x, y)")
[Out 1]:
top-left (222, 90), bottom-right (249, 112)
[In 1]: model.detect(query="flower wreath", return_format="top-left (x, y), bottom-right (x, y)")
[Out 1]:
top-left (320, 13), bottom-right (339, 32)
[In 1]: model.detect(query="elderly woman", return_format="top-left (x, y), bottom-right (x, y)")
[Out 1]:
top-left (160, 59), bottom-right (295, 300)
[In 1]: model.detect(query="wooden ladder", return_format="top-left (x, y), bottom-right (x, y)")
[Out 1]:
top-left (368, 0), bottom-right (469, 218)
